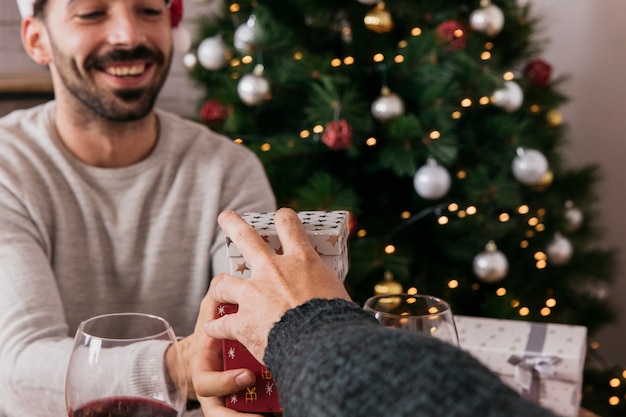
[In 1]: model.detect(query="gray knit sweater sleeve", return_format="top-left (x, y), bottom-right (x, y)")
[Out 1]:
top-left (265, 299), bottom-right (559, 417)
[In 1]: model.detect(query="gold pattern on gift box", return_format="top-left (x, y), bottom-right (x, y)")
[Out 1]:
top-left (245, 387), bottom-right (258, 403)
top-left (261, 366), bottom-right (273, 380)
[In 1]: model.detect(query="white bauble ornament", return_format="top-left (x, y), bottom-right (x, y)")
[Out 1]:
top-left (237, 64), bottom-right (270, 106)
top-left (473, 241), bottom-right (508, 283)
top-left (197, 35), bottom-right (227, 70)
top-left (413, 158), bottom-right (451, 200)
top-left (547, 233), bottom-right (573, 265)
top-left (564, 201), bottom-right (584, 232)
top-left (491, 81), bottom-right (524, 113)
top-left (512, 148), bottom-right (549, 185)
top-left (357, 0), bottom-right (380, 4)
top-left (182, 52), bottom-right (197, 70)
top-left (469, 4), bottom-right (505, 37)
top-left (234, 15), bottom-right (260, 53)
top-left (172, 26), bottom-right (192, 54)
top-left (371, 87), bottom-right (405, 121)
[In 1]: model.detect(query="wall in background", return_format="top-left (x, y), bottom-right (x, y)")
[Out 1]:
top-left (1, 0), bottom-right (625, 365)
top-left (527, 0), bottom-right (626, 367)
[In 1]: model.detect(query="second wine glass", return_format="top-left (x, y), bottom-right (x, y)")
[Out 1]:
top-left (364, 293), bottom-right (460, 346)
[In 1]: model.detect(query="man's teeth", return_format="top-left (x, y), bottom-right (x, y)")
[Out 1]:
top-left (105, 64), bottom-right (145, 77)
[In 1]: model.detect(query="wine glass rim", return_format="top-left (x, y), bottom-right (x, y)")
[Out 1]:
top-left (364, 293), bottom-right (452, 316)
top-left (78, 312), bottom-right (173, 341)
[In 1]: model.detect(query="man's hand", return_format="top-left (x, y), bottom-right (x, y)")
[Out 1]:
top-left (174, 289), bottom-right (262, 416)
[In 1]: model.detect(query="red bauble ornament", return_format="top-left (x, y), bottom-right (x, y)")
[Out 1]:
top-left (200, 99), bottom-right (228, 127)
top-left (322, 119), bottom-right (352, 151)
top-left (524, 59), bottom-right (552, 87)
top-left (169, 0), bottom-right (183, 28)
top-left (348, 212), bottom-right (358, 236)
top-left (436, 20), bottom-right (467, 52)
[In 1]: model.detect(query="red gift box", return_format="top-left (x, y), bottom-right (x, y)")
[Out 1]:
top-left (218, 303), bottom-right (282, 413)
top-left (219, 211), bottom-right (350, 413)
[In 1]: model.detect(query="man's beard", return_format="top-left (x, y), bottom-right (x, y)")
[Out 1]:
top-left (50, 39), bottom-right (172, 122)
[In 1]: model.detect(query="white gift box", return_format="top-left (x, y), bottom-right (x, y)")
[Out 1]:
top-left (226, 210), bottom-right (350, 281)
top-left (455, 315), bottom-right (587, 417)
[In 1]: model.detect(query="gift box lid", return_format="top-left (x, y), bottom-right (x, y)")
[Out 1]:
top-left (226, 210), bottom-right (350, 257)
top-left (455, 315), bottom-right (587, 383)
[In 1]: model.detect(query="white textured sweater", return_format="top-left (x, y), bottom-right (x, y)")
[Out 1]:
top-left (0, 101), bottom-right (276, 416)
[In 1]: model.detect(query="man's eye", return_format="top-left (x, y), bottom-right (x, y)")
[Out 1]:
top-left (77, 11), bottom-right (105, 19)
top-left (140, 7), bottom-right (163, 16)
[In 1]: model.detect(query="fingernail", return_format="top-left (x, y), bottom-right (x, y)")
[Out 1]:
top-left (235, 371), bottom-right (255, 387)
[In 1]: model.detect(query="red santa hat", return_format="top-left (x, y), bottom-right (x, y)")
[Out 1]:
top-left (16, 0), bottom-right (34, 18)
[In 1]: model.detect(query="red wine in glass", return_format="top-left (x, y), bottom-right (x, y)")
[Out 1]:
top-left (71, 397), bottom-right (177, 417)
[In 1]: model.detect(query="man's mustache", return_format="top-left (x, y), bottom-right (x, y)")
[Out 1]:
top-left (85, 46), bottom-right (165, 69)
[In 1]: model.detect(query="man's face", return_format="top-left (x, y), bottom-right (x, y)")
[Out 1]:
top-left (42, 0), bottom-right (173, 121)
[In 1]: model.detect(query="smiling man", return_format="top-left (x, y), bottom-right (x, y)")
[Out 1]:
top-left (0, 0), bottom-right (276, 416)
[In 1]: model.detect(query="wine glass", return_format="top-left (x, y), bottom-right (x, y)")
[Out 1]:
top-left (364, 293), bottom-right (460, 346)
top-left (66, 312), bottom-right (187, 417)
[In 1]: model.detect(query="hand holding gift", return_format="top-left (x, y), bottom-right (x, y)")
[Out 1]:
top-left (202, 208), bottom-right (351, 412)
top-left (208, 208), bottom-right (351, 362)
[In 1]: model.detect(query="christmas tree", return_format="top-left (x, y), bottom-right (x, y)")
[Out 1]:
top-left (184, 0), bottom-right (620, 413)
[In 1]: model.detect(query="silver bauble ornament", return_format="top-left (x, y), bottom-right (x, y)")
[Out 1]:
top-left (197, 35), bottom-right (227, 70)
top-left (371, 87), bottom-right (404, 121)
top-left (473, 241), bottom-right (508, 283)
top-left (512, 147), bottom-right (549, 185)
top-left (491, 81), bottom-right (524, 113)
top-left (413, 158), bottom-right (451, 200)
top-left (564, 201), bottom-right (584, 232)
top-left (234, 15), bottom-right (260, 53)
top-left (547, 233), bottom-right (573, 265)
top-left (579, 282), bottom-right (609, 301)
top-left (469, 3), bottom-right (505, 37)
top-left (237, 64), bottom-right (270, 106)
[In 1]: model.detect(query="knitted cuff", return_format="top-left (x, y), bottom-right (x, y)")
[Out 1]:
top-left (264, 298), bottom-right (377, 370)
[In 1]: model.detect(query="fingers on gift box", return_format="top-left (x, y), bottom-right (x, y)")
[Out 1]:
top-left (226, 210), bottom-right (350, 281)
top-left (220, 210), bottom-right (350, 413)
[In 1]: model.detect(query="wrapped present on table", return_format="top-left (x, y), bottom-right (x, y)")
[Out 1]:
top-left (221, 210), bottom-right (350, 413)
top-left (455, 315), bottom-right (587, 417)
top-left (226, 210), bottom-right (350, 281)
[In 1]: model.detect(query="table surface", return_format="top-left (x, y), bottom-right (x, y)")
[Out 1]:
top-left (580, 408), bottom-right (601, 417)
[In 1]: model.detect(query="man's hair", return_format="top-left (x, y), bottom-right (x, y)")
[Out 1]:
top-left (32, 0), bottom-right (46, 18)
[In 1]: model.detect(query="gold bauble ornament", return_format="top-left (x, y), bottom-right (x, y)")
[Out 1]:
top-left (532, 169), bottom-right (554, 191)
top-left (364, 3), bottom-right (394, 34)
top-left (374, 271), bottom-right (403, 295)
top-left (546, 109), bottom-right (563, 126)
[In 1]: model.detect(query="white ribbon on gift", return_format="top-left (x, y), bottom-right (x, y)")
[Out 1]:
top-left (509, 355), bottom-right (561, 391)
top-left (507, 354), bottom-right (561, 402)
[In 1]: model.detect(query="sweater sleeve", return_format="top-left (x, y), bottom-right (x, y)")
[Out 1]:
top-left (264, 298), bottom-right (560, 417)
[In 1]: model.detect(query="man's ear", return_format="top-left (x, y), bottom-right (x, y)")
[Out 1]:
top-left (21, 17), bottom-right (52, 65)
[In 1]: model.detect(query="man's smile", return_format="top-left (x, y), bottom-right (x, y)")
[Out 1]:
top-left (102, 63), bottom-right (149, 78)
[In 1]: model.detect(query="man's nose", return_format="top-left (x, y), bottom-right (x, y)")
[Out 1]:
top-left (106, 9), bottom-right (145, 48)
